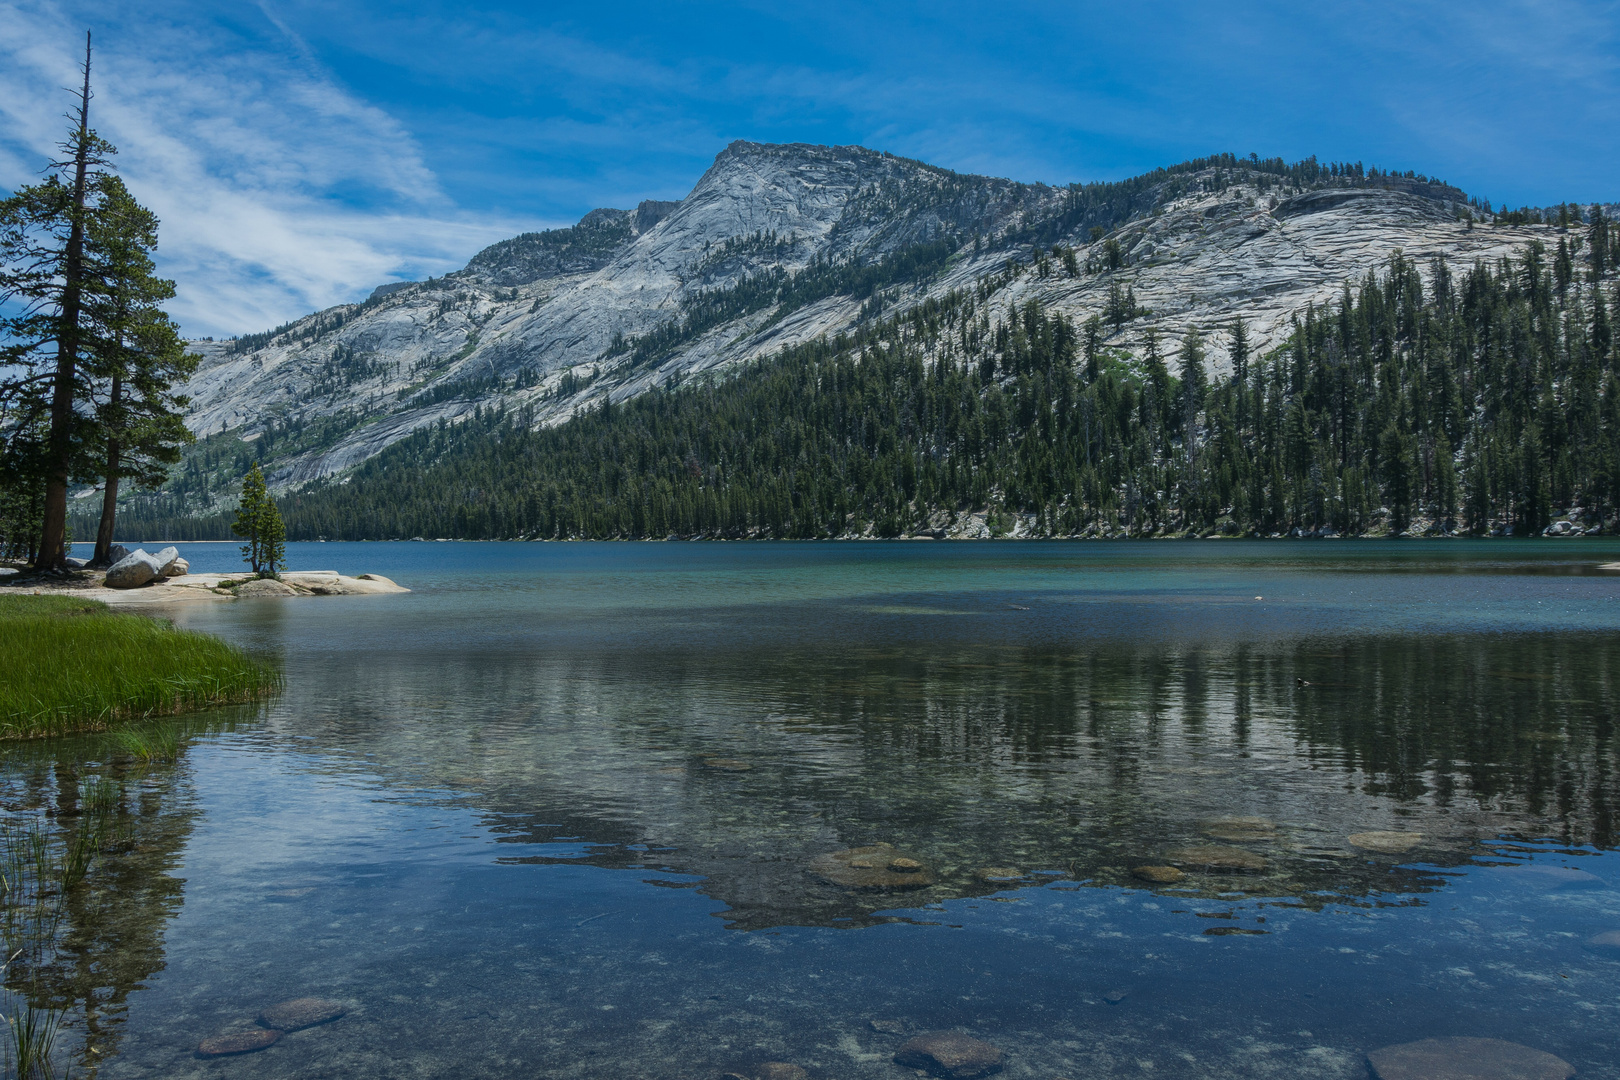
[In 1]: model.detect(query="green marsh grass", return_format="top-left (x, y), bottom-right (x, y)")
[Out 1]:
top-left (0, 595), bottom-right (277, 739)
top-left (3, 994), bottom-right (64, 1080)
top-left (107, 725), bottom-right (181, 763)
top-left (0, 766), bottom-right (135, 1077)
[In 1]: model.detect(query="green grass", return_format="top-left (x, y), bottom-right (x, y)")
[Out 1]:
top-left (0, 595), bottom-right (277, 738)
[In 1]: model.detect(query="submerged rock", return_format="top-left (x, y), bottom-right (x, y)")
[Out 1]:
top-left (104, 549), bottom-right (163, 588)
top-left (1588, 930), bottom-right (1620, 950)
top-left (703, 758), bottom-right (754, 771)
top-left (1132, 865), bottom-right (1186, 884)
top-left (810, 843), bottom-right (935, 889)
top-left (1367, 1037), bottom-right (1573, 1080)
top-left (974, 867), bottom-right (1026, 883)
top-left (1348, 831), bottom-right (1424, 853)
top-left (894, 1032), bottom-right (1003, 1079)
top-left (1491, 865), bottom-right (1604, 888)
top-left (722, 1064), bottom-right (808, 1080)
top-left (197, 1029), bottom-right (280, 1056)
top-left (258, 997), bottom-right (347, 1032)
top-left (1199, 816), bottom-right (1277, 842)
top-left (869, 1018), bottom-right (907, 1034)
top-left (1163, 845), bottom-right (1267, 872)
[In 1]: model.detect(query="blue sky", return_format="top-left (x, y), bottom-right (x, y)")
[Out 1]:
top-left (3, 0), bottom-right (1618, 337)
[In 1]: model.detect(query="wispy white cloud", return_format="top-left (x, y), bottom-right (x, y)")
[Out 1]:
top-left (5, 0), bottom-right (1617, 343)
top-left (0, 1), bottom-right (553, 337)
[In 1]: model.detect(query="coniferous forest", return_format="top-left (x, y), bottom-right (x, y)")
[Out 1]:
top-left (207, 242), bottom-right (1620, 543)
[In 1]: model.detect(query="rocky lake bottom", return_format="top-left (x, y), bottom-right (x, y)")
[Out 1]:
top-left (7, 539), bottom-right (1620, 1078)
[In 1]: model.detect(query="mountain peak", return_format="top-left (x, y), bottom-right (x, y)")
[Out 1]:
top-left (167, 144), bottom-right (1580, 497)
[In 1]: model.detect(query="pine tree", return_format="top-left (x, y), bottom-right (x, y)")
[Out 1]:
top-left (0, 35), bottom-right (116, 568)
top-left (1433, 432), bottom-right (1458, 528)
top-left (1592, 206), bottom-right (1610, 281)
top-left (232, 463), bottom-right (286, 577)
top-left (85, 178), bottom-right (198, 564)
top-left (1230, 316), bottom-right (1253, 462)
top-left (1554, 237), bottom-right (1574, 296)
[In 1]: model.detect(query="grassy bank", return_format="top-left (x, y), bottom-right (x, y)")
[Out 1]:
top-left (0, 595), bottom-right (277, 738)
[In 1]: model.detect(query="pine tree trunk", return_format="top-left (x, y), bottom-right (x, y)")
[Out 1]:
top-left (93, 464), bottom-right (120, 565)
top-left (93, 372), bottom-right (122, 566)
top-left (35, 34), bottom-right (94, 570)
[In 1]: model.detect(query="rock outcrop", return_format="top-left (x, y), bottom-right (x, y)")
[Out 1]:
top-left (233, 578), bottom-right (298, 597)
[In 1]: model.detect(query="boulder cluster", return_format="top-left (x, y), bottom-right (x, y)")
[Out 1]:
top-left (103, 546), bottom-right (188, 588)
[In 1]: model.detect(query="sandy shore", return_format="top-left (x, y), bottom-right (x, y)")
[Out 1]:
top-left (1, 569), bottom-right (409, 605)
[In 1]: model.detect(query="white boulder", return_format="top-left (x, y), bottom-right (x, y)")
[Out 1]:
top-left (104, 549), bottom-right (164, 588)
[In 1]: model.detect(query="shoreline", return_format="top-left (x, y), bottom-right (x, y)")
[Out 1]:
top-left (71, 533), bottom-right (1611, 545)
top-left (0, 594), bottom-right (278, 738)
top-left (1, 569), bottom-right (409, 605)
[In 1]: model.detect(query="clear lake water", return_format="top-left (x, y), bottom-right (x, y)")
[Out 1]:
top-left (14, 538), bottom-right (1620, 1078)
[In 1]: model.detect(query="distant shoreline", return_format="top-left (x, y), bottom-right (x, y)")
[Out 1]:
top-left (73, 533), bottom-right (1612, 545)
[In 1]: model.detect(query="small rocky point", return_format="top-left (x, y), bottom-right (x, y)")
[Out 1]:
top-left (234, 578), bottom-right (298, 597)
top-left (893, 1032), bottom-right (1003, 1079)
top-left (1367, 1037), bottom-right (1573, 1080)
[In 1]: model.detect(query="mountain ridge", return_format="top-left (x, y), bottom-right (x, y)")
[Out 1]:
top-left (83, 142), bottom-right (1610, 529)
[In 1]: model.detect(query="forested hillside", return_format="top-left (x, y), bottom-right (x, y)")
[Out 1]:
top-left (116, 243), bottom-right (1617, 541)
top-left (131, 144), bottom-right (1560, 511)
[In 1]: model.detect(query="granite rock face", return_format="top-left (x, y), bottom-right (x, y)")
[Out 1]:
top-left (166, 142), bottom-right (1573, 496)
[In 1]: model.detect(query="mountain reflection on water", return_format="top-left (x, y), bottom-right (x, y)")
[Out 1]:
top-left (234, 625), bottom-right (1620, 930)
top-left (20, 541), bottom-right (1620, 1078)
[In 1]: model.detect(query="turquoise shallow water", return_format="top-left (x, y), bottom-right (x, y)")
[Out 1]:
top-left (22, 539), bottom-right (1620, 1077)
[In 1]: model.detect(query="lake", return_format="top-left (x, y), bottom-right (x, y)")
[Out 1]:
top-left (16, 539), bottom-right (1620, 1078)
